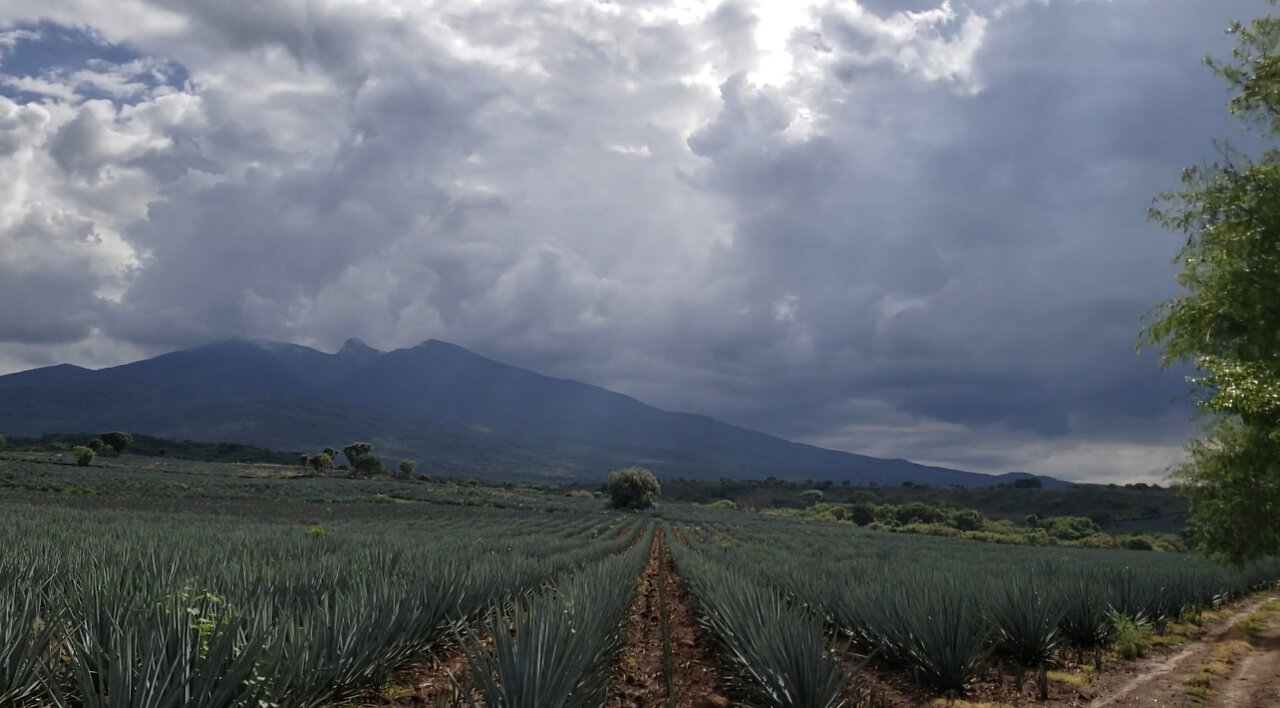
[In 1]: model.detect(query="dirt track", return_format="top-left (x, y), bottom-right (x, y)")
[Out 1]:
top-left (608, 529), bottom-right (726, 708)
top-left (1216, 606), bottom-right (1280, 708)
top-left (1084, 595), bottom-right (1280, 708)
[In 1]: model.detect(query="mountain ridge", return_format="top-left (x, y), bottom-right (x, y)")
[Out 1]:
top-left (0, 338), bottom-right (1062, 487)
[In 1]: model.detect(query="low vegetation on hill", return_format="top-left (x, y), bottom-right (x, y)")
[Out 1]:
top-left (2, 432), bottom-right (300, 465)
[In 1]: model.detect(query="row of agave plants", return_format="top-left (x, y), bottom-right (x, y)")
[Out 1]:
top-left (674, 517), bottom-right (1280, 697)
top-left (0, 504), bottom-right (649, 707)
top-left (459, 524), bottom-right (657, 706)
top-left (667, 527), bottom-right (859, 708)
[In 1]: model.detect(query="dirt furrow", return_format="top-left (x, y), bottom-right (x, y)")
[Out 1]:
top-left (361, 640), bottom-right (474, 706)
top-left (608, 528), bottom-right (726, 708)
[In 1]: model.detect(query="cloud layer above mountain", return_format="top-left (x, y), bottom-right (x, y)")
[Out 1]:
top-left (0, 0), bottom-right (1262, 481)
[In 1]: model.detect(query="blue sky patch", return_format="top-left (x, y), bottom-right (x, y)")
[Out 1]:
top-left (0, 20), bottom-right (188, 103)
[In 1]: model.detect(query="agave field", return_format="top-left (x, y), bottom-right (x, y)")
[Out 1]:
top-left (0, 502), bottom-right (652, 707)
top-left (2, 454), bottom-right (1280, 707)
top-left (667, 515), bottom-right (1280, 703)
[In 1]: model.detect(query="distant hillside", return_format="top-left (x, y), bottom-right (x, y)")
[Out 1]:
top-left (0, 338), bottom-right (1064, 487)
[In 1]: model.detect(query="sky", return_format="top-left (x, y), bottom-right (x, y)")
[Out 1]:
top-left (0, 0), bottom-right (1268, 483)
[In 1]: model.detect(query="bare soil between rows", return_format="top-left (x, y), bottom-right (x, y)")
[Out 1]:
top-left (607, 529), bottom-right (727, 708)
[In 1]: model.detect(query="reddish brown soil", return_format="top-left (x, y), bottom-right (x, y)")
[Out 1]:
top-left (608, 530), bottom-right (727, 708)
top-left (360, 637), bottom-right (476, 707)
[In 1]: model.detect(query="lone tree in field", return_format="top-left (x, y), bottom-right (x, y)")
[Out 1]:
top-left (607, 466), bottom-right (661, 510)
top-left (73, 446), bottom-right (95, 466)
top-left (398, 459), bottom-right (418, 478)
top-left (1141, 0), bottom-right (1280, 563)
top-left (100, 431), bottom-right (133, 456)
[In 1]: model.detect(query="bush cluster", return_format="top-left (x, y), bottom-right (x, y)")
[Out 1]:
top-left (789, 502), bottom-right (1184, 552)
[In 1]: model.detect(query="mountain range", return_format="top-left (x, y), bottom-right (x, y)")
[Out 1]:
top-left (0, 338), bottom-right (1060, 487)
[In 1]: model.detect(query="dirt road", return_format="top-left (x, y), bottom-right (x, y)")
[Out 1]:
top-left (1086, 595), bottom-right (1280, 708)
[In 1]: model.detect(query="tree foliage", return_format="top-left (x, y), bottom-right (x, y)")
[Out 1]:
top-left (309, 452), bottom-right (332, 475)
top-left (398, 459), bottom-right (418, 478)
top-left (1142, 1), bottom-right (1280, 563)
top-left (606, 467), bottom-right (660, 510)
top-left (73, 445), bottom-right (95, 467)
top-left (100, 431), bottom-right (133, 456)
top-left (342, 442), bottom-right (385, 478)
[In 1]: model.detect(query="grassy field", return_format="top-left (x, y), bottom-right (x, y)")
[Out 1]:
top-left (0, 454), bottom-right (1275, 707)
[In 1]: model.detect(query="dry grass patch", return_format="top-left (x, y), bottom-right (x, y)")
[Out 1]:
top-left (1151, 632), bottom-right (1188, 647)
top-left (1046, 669), bottom-right (1091, 687)
top-left (1185, 638), bottom-right (1253, 704)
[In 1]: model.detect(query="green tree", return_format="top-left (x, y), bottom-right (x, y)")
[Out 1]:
top-left (342, 442), bottom-right (372, 465)
top-left (73, 445), bottom-right (95, 466)
top-left (398, 459), bottom-right (418, 478)
top-left (308, 452), bottom-right (332, 475)
top-left (1141, 1), bottom-right (1280, 563)
top-left (607, 466), bottom-right (661, 510)
top-left (86, 438), bottom-right (103, 453)
top-left (342, 442), bottom-right (385, 478)
top-left (800, 489), bottom-right (824, 505)
top-left (100, 431), bottom-right (133, 456)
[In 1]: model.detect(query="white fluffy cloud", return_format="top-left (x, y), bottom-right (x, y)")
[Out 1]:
top-left (0, 0), bottom-right (1262, 481)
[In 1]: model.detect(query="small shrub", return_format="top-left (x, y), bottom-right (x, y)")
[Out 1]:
top-left (306, 525), bottom-right (326, 540)
top-left (952, 508), bottom-right (985, 531)
top-left (72, 446), bottom-right (95, 466)
top-left (708, 499), bottom-right (737, 510)
top-left (849, 502), bottom-right (876, 526)
top-left (1113, 616), bottom-right (1151, 659)
top-left (1123, 536), bottom-right (1154, 551)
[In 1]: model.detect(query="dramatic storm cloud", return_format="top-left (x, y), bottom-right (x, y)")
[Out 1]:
top-left (0, 0), bottom-right (1262, 482)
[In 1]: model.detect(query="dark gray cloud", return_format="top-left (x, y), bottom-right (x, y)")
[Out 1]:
top-left (0, 0), bottom-right (1266, 482)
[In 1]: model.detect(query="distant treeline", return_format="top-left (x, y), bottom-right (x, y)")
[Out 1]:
top-left (642, 476), bottom-right (1187, 532)
top-left (1, 433), bottom-right (298, 465)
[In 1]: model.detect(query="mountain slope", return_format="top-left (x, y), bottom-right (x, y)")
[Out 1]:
top-left (0, 338), bottom-right (1056, 487)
